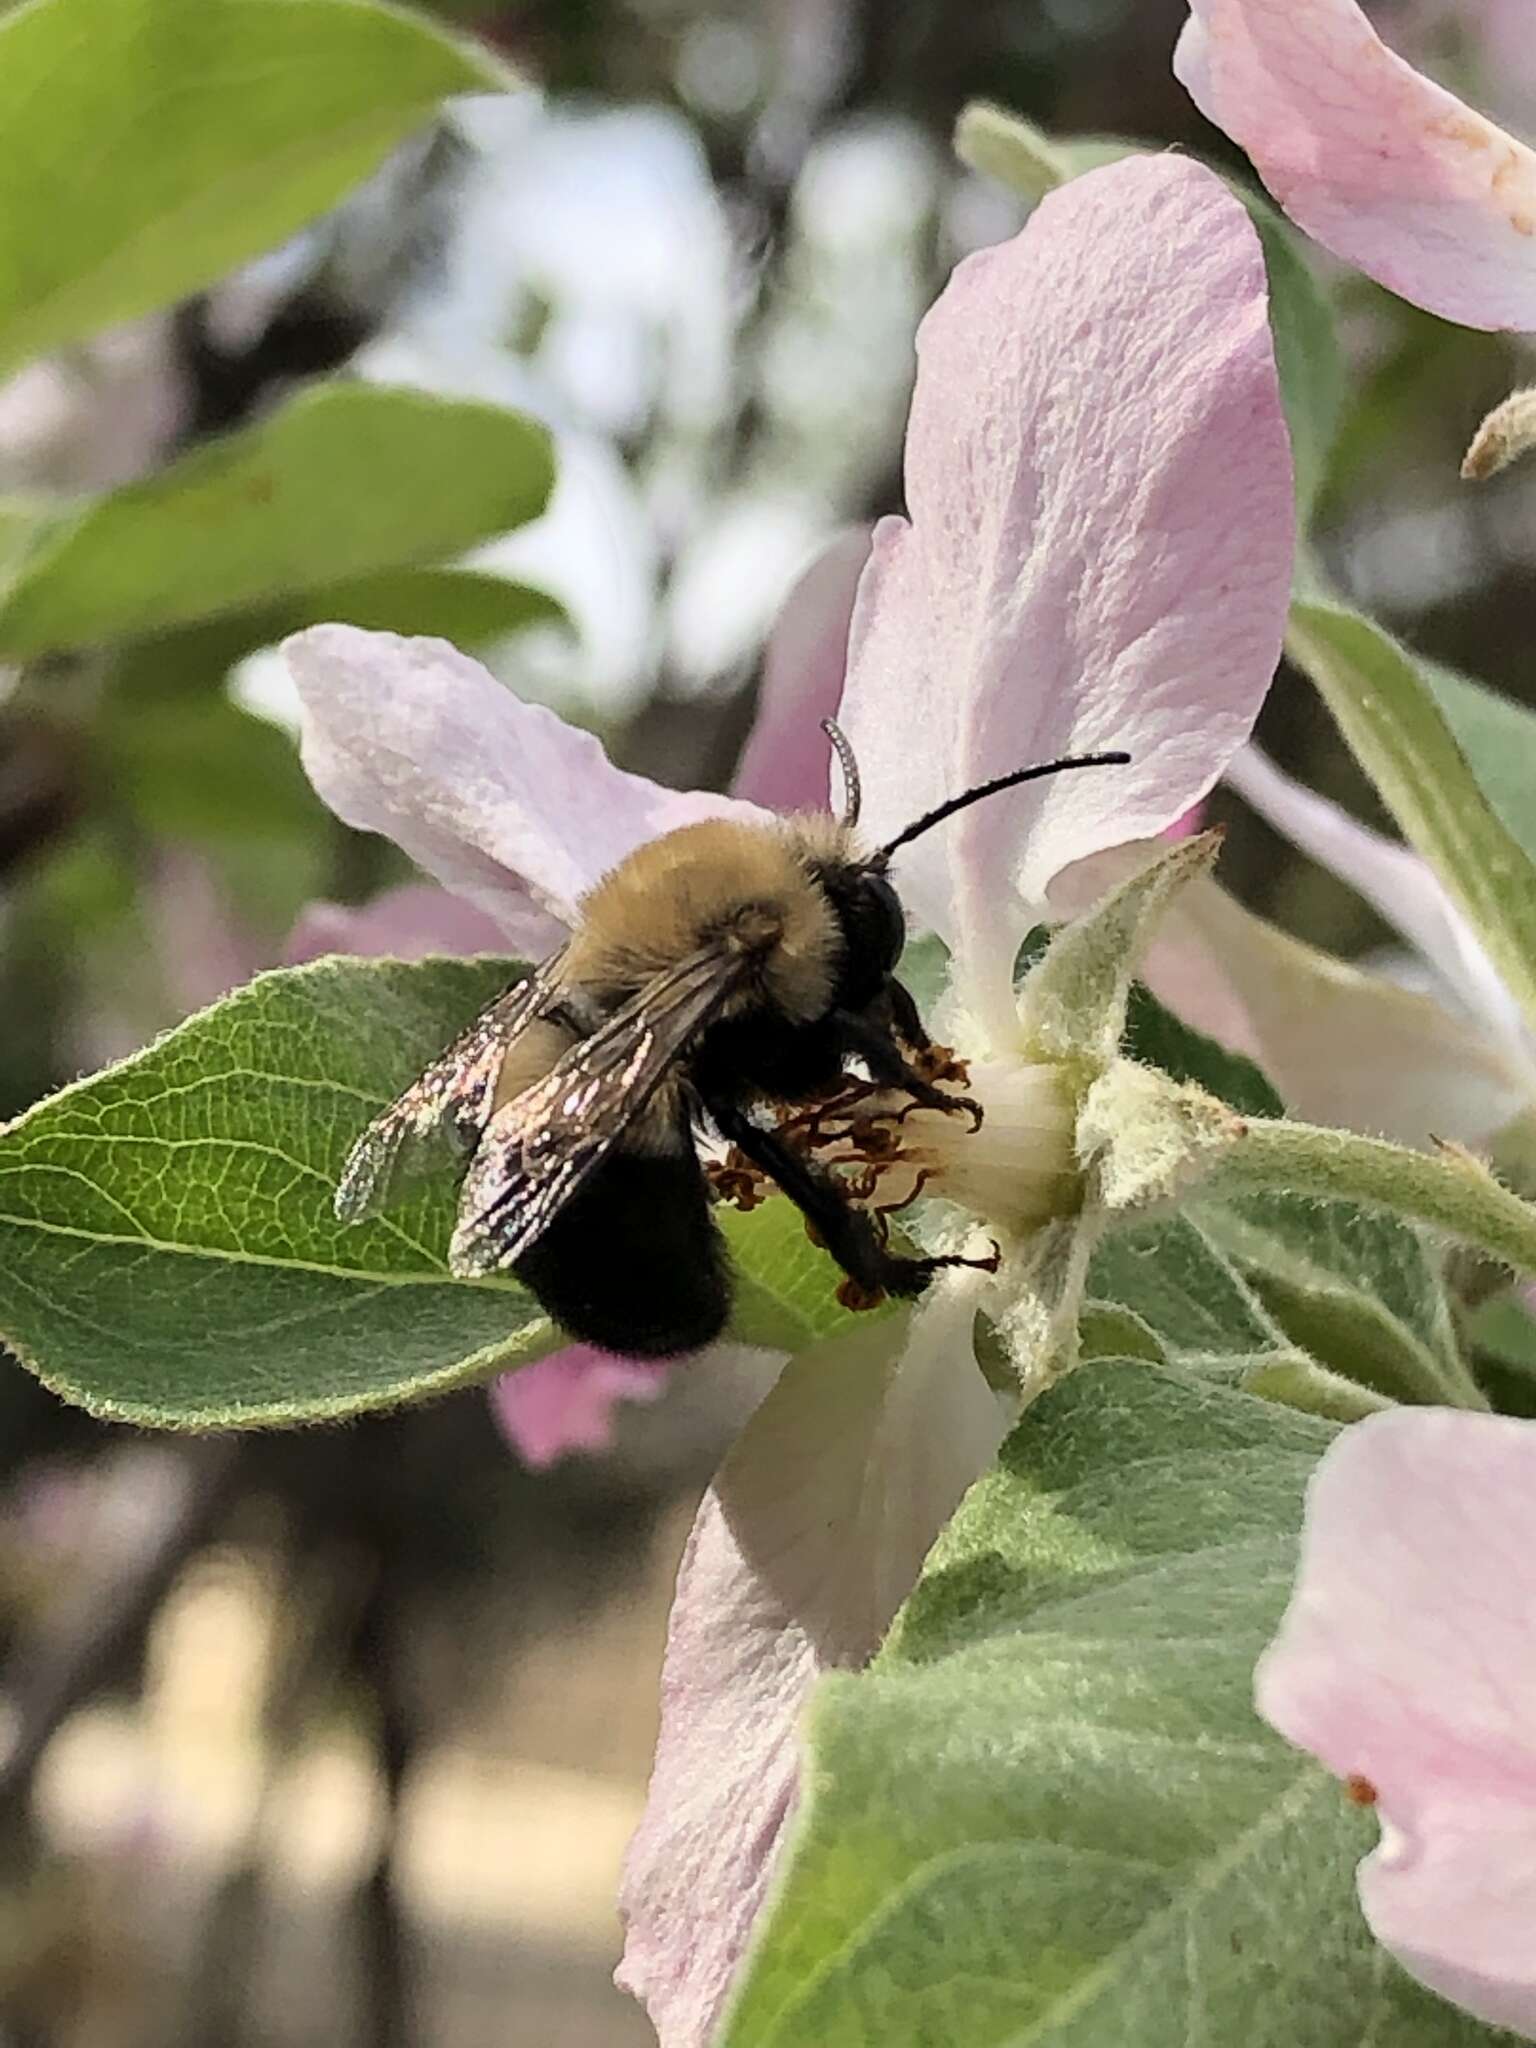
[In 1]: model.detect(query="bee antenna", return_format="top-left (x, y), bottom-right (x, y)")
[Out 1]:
top-left (821, 717), bottom-right (862, 829)
top-left (874, 751), bottom-right (1132, 863)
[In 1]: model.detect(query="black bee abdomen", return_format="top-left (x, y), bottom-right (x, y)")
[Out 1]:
top-left (513, 1149), bottom-right (729, 1359)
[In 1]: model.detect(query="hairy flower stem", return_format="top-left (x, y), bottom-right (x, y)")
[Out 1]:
top-left (1212, 1118), bottom-right (1536, 1410)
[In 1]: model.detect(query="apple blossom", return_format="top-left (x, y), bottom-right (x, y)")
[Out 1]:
top-left (284, 152), bottom-right (1294, 2043)
top-left (1175, 0), bottom-right (1536, 331)
top-left (1258, 1406), bottom-right (1536, 2038)
top-left (615, 137), bottom-right (1301, 2034)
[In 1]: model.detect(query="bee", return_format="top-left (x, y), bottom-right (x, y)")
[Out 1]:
top-left (334, 725), bottom-right (1128, 1356)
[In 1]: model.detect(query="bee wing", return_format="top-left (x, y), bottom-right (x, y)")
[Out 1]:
top-left (448, 943), bottom-right (750, 1277)
top-left (334, 952), bottom-right (568, 1224)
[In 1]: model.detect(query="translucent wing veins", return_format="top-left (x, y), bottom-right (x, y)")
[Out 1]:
top-left (449, 943), bottom-right (751, 1277)
top-left (334, 954), bottom-right (566, 1225)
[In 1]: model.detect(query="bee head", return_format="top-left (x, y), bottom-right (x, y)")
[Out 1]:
top-left (814, 717), bottom-right (1133, 1013)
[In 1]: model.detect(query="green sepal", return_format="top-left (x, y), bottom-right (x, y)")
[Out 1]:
top-left (1021, 836), bottom-right (1221, 1072)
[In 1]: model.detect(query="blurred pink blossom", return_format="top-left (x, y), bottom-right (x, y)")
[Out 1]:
top-left (1176, 0), bottom-right (1536, 329)
top-left (284, 881), bottom-right (509, 968)
top-left (489, 1346), bottom-right (670, 1468)
top-left (1165, 800), bottom-right (1208, 842)
top-left (285, 152), bottom-right (1294, 2043)
top-left (729, 527), bottom-right (870, 812)
top-left (0, 317), bottom-right (186, 493)
top-left (1258, 1407), bottom-right (1536, 2037)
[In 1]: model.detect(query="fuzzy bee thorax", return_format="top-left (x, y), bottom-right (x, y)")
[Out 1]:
top-left (565, 817), bottom-right (848, 1022)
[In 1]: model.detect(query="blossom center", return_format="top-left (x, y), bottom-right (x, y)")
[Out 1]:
top-left (711, 1047), bottom-right (1081, 1258)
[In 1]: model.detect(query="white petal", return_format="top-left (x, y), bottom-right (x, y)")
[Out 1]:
top-left (617, 1282), bottom-right (1005, 2045)
top-left (1154, 871), bottom-right (1532, 1146)
top-left (1227, 745), bottom-right (1534, 1074)
top-left (840, 156), bottom-right (1291, 1035)
top-left (286, 625), bottom-right (768, 934)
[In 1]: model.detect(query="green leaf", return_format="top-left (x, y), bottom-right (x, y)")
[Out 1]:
top-left (953, 101), bottom-right (1070, 198)
top-left (0, 954), bottom-right (561, 1426)
top-left (1245, 196), bottom-right (1344, 528)
top-left (1471, 1290), bottom-right (1536, 1381)
top-left (111, 569), bottom-right (563, 704)
top-left (0, 0), bottom-right (512, 379)
top-left (953, 102), bottom-right (1134, 199)
top-left (96, 686), bottom-right (333, 935)
top-left (1195, 1190), bottom-right (1466, 1409)
top-left (1465, 1290), bottom-right (1536, 1416)
top-left (1019, 922), bottom-right (1284, 1119)
top-left (725, 1365), bottom-right (1501, 2048)
top-left (1288, 596), bottom-right (1536, 1040)
top-left (235, 566), bottom-right (561, 660)
top-left (953, 104), bottom-right (1130, 200)
top-left (1422, 659), bottom-right (1536, 869)
top-left (100, 693), bottom-right (315, 847)
top-left (1318, 302), bottom-right (1505, 517)
top-left (721, 1200), bottom-right (894, 1355)
top-left (1076, 1298), bottom-right (1166, 1365)
top-left (0, 384), bottom-right (554, 655)
top-left (0, 496), bottom-right (42, 579)
top-left (1086, 1211), bottom-right (1290, 1364)
top-left (1023, 837), bottom-right (1220, 1070)
top-left (1239, 1355), bottom-right (1394, 1423)
top-left (1121, 981), bottom-right (1284, 1118)
top-left (0, 952), bottom-right (872, 1427)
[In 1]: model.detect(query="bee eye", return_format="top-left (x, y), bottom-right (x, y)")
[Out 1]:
top-left (859, 873), bottom-right (906, 972)
top-left (831, 870), bottom-right (906, 1009)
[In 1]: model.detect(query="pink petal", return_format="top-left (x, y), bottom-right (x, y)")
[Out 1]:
top-left (615, 1488), bottom-right (822, 2048)
top-left (839, 157), bottom-right (1292, 1038)
top-left (148, 849), bottom-right (268, 1014)
top-left (617, 1283), bottom-right (1005, 2046)
top-left (283, 881), bottom-right (538, 967)
top-left (1475, 0), bottom-right (1536, 131)
top-left (1257, 1408), bottom-right (1536, 2037)
top-left (731, 528), bottom-right (871, 814)
top-left (1175, 0), bottom-right (1536, 331)
top-left (284, 626), bottom-right (768, 935)
top-left (1150, 870), bottom-right (1533, 1145)
top-left (1165, 799), bottom-right (1209, 843)
top-left (1227, 745), bottom-right (1535, 1074)
top-left (490, 1347), bottom-right (670, 1469)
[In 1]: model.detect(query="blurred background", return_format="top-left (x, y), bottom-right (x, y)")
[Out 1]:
top-left (0, 0), bottom-right (1530, 2040)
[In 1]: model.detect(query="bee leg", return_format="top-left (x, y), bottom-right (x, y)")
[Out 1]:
top-left (704, 1097), bottom-right (959, 1303)
top-left (833, 1011), bottom-right (982, 1128)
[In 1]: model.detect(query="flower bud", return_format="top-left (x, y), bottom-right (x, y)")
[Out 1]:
top-left (1463, 386), bottom-right (1536, 481)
